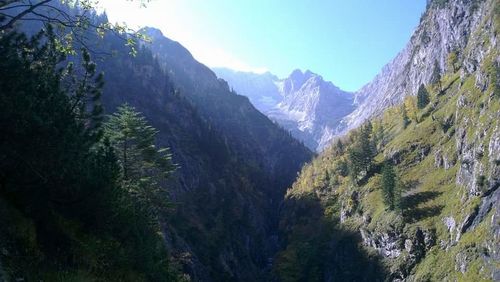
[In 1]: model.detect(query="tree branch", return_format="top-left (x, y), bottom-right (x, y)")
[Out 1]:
top-left (0, 0), bottom-right (52, 30)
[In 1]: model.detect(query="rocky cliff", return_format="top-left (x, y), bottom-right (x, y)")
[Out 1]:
top-left (213, 68), bottom-right (355, 151)
top-left (341, 0), bottom-right (498, 133)
top-left (276, 0), bottom-right (499, 280)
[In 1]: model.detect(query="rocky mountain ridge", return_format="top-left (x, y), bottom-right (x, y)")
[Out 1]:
top-left (340, 0), bottom-right (498, 132)
top-left (213, 68), bottom-right (354, 151)
top-left (216, 0), bottom-right (498, 152)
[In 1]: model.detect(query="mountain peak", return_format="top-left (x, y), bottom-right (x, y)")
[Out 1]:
top-left (141, 26), bottom-right (164, 39)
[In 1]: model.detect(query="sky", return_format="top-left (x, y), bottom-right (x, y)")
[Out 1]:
top-left (98, 0), bottom-right (427, 92)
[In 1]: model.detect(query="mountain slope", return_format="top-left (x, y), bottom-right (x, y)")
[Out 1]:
top-left (98, 27), bottom-right (312, 281)
top-left (213, 68), bottom-right (355, 151)
top-left (0, 10), bottom-right (312, 282)
top-left (277, 0), bottom-right (499, 280)
top-left (340, 0), bottom-right (499, 133)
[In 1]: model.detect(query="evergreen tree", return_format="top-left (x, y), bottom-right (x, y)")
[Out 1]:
top-left (348, 122), bottom-right (376, 183)
top-left (0, 29), bottom-right (181, 280)
top-left (381, 161), bottom-right (401, 211)
top-left (417, 84), bottom-right (430, 109)
top-left (104, 104), bottom-right (175, 218)
top-left (430, 60), bottom-right (442, 92)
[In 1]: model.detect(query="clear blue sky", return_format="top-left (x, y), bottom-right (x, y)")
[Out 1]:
top-left (101, 0), bottom-right (427, 91)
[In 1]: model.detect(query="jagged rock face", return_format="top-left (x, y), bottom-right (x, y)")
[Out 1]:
top-left (213, 68), bottom-right (355, 151)
top-left (340, 0), bottom-right (496, 133)
top-left (211, 68), bottom-right (282, 112)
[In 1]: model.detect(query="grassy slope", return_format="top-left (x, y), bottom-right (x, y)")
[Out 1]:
top-left (277, 6), bottom-right (499, 280)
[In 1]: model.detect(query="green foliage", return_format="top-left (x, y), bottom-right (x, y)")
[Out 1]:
top-left (447, 51), bottom-right (459, 73)
top-left (0, 29), bottom-right (181, 280)
top-left (104, 104), bottom-right (175, 220)
top-left (347, 122), bottom-right (376, 183)
top-left (430, 60), bottom-right (442, 92)
top-left (402, 104), bottom-right (411, 129)
top-left (417, 84), bottom-right (430, 109)
top-left (381, 162), bottom-right (401, 211)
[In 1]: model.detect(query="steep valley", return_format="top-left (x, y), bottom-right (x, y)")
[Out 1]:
top-left (0, 0), bottom-right (499, 281)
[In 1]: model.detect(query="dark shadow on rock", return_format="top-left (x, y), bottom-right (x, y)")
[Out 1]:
top-left (357, 162), bottom-right (383, 186)
top-left (404, 205), bottom-right (444, 223)
top-left (275, 194), bottom-right (388, 282)
top-left (402, 191), bottom-right (443, 223)
top-left (402, 191), bottom-right (442, 209)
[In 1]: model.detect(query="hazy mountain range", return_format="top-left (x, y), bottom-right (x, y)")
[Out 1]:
top-left (213, 68), bottom-right (354, 151)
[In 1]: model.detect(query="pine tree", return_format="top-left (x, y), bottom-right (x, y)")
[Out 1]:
top-left (430, 60), bottom-right (442, 92)
top-left (104, 104), bottom-right (175, 218)
top-left (348, 122), bottom-right (376, 183)
top-left (381, 161), bottom-right (401, 211)
top-left (381, 162), bottom-right (396, 210)
top-left (417, 84), bottom-right (430, 109)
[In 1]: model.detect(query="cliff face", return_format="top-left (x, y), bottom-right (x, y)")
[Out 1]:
top-left (341, 0), bottom-right (498, 133)
top-left (277, 0), bottom-right (499, 281)
top-left (273, 70), bottom-right (354, 151)
top-left (213, 68), bottom-right (355, 151)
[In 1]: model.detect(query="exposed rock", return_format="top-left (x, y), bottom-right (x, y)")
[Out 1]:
top-left (339, 0), bottom-right (496, 134)
top-left (455, 251), bottom-right (470, 273)
top-left (213, 68), bottom-right (355, 151)
top-left (488, 124), bottom-right (500, 192)
top-left (434, 149), bottom-right (454, 169)
top-left (486, 201), bottom-right (500, 281)
top-left (456, 206), bottom-right (479, 241)
top-left (360, 228), bottom-right (403, 258)
top-left (405, 228), bottom-right (426, 262)
top-left (443, 216), bottom-right (456, 243)
top-left (434, 149), bottom-right (456, 170)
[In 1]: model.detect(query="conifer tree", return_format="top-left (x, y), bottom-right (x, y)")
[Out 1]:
top-left (104, 104), bottom-right (175, 218)
top-left (417, 84), bottom-right (430, 109)
top-left (381, 161), bottom-right (401, 211)
top-left (430, 60), bottom-right (442, 92)
top-left (348, 122), bottom-right (376, 183)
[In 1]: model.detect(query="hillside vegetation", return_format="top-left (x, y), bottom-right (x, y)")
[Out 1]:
top-left (275, 2), bottom-right (499, 278)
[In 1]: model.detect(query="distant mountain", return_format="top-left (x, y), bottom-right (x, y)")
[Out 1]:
top-left (213, 68), bottom-right (355, 151)
top-left (211, 68), bottom-right (281, 112)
